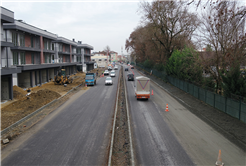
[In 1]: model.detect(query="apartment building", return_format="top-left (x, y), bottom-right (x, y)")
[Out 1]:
top-left (1, 6), bottom-right (94, 101)
top-left (1, 7), bottom-right (17, 100)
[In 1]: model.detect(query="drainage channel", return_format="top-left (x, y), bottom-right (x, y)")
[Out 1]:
top-left (108, 67), bottom-right (135, 166)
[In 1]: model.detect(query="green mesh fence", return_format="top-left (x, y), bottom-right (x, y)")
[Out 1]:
top-left (194, 85), bottom-right (199, 99)
top-left (184, 82), bottom-right (189, 93)
top-left (206, 91), bottom-right (215, 107)
top-left (180, 80), bottom-right (184, 91)
top-left (215, 94), bottom-right (226, 112)
top-left (241, 103), bottom-right (246, 123)
top-left (226, 98), bottom-right (240, 119)
top-left (188, 83), bottom-right (194, 96)
top-left (137, 65), bottom-right (246, 123)
top-left (199, 88), bottom-right (206, 102)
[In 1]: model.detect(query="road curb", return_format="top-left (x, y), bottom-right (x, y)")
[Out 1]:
top-left (1, 83), bottom-right (83, 137)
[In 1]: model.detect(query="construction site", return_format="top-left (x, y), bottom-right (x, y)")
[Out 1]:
top-left (1, 68), bottom-right (106, 131)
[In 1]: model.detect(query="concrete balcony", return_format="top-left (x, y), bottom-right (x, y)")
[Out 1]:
top-left (1, 7), bottom-right (14, 23)
top-left (1, 66), bottom-right (22, 75)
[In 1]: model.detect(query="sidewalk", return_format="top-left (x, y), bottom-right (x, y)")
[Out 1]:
top-left (136, 67), bottom-right (246, 152)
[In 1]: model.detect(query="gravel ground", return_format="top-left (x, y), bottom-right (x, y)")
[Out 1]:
top-left (136, 66), bottom-right (246, 153)
top-left (111, 68), bottom-right (131, 166)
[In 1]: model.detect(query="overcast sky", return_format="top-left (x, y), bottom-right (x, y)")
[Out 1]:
top-left (1, 0), bottom-right (245, 55)
top-left (1, 0), bottom-right (143, 55)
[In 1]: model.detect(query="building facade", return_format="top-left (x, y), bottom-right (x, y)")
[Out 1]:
top-left (91, 55), bottom-right (109, 68)
top-left (1, 6), bottom-right (94, 100)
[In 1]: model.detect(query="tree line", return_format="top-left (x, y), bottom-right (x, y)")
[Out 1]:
top-left (125, 0), bottom-right (246, 98)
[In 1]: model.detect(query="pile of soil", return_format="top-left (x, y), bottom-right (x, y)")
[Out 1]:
top-left (13, 85), bottom-right (27, 99)
top-left (1, 89), bottom-right (61, 130)
top-left (1, 69), bottom-right (106, 132)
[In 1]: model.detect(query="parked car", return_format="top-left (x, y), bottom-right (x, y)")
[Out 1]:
top-left (114, 66), bottom-right (118, 70)
top-left (104, 70), bottom-right (109, 75)
top-left (125, 68), bottom-right (128, 71)
top-left (105, 77), bottom-right (113, 85)
top-left (130, 65), bottom-right (134, 69)
top-left (127, 74), bottom-right (134, 81)
top-left (110, 71), bottom-right (116, 77)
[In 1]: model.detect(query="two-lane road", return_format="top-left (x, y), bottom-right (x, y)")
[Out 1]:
top-left (124, 66), bottom-right (194, 165)
top-left (2, 67), bottom-right (121, 165)
top-left (124, 65), bottom-right (245, 165)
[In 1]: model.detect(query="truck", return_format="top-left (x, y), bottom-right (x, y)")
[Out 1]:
top-left (85, 73), bottom-right (97, 86)
top-left (135, 76), bottom-right (150, 100)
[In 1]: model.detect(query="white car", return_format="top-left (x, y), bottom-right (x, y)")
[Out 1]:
top-left (104, 70), bottom-right (109, 75)
top-left (105, 77), bottom-right (113, 85)
top-left (114, 66), bottom-right (118, 70)
top-left (110, 71), bottom-right (116, 77)
top-left (108, 66), bottom-right (112, 70)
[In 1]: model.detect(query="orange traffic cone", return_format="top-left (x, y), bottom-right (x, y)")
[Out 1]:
top-left (103, 73), bottom-right (104, 77)
top-left (85, 84), bottom-right (87, 87)
top-left (215, 150), bottom-right (224, 166)
top-left (151, 89), bottom-right (153, 95)
top-left (165, 104), bottom-right (169, 112)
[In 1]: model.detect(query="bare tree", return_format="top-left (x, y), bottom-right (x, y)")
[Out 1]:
top-left (139, 0), bottom-right (199, 60)
top-left (199, 1), bottom-right (246, 93)
top-left (104, 45), bottom-right (111, 63)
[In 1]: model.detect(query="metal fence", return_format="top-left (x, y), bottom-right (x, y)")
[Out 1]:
top-left (137, 64), bottom-right (246, 123)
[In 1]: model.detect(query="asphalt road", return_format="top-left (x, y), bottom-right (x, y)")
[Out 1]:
top-left (124, 66), bottom-right (194, 165)
top-left (1, 67), bottom-right (121, 165)
top-left (125, 65), bottom-right (246, 166)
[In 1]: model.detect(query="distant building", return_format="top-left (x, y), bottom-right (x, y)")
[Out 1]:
top-left (91, 55), bottom-right (109, 68)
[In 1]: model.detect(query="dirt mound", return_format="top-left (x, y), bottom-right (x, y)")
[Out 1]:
top-left (1, 89), bottom-right (61, 130)
top-left (13, 85), bottom-right (27, 99)
top-left (71, 72), bottom-right (86, 85)
top-left (1, 68), bottom-right (106, 131)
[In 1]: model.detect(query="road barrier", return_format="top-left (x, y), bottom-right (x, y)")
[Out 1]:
top-left (165, 104), bottom-right (169, 112)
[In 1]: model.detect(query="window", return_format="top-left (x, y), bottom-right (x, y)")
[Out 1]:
top-left (19, 33), bottom-right (25, 47)
top-left (31, 53), bottom-right (35, 64)
top-left (59, 55), bottom-right (63, 63)
top-left (105, 59), bottom-right (107, 61)
top-left (48, 40), bottom-right (51, 50)
top-left (35, 38), bottom-right (40, 49)
top-left (44, 39), bottom-right (49, 50)
top-left (52, 43), bottom-right (55, 50)
top-left (65, 45), bottom-right (69, 53)
top-left (77, 48), bottom-right (81, 54)
top-left (77, 56), bottom-right (81, 62)
top-left (44, 40), bottom-right (47, 50)
top-left (31, 37), bottom-right (34, 48)
top-left (45, 54), bottom-right (47, 63)
top-left (59, 44), bottom-right (62, 52)
top-left (12, 32), bottom-right (18, 46)
top-left (48, 54), bottom-right (51, 63)
top-left (13, 52), bottom-right (19, 65)
top-left (99, 59), bottom-right (102, 61)
top-left (45, 54), bottom-right (51, 63)
top-left (20, 52), bottom-right (25, 64)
